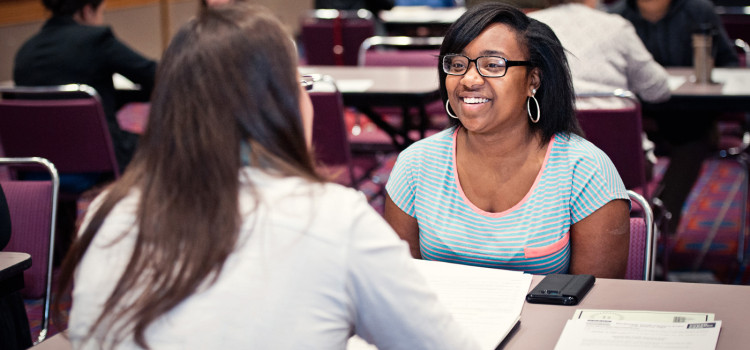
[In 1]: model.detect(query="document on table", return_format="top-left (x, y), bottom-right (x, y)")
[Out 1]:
top-left (556, 309), bottom-right (722, 350)
top-left (573, 309), bottom-right (715, 323)
top-left (348, 260), bottom-right (532, 350)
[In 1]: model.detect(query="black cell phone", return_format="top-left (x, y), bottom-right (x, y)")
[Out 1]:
top-left (525, 274), bottom-right (595, 305)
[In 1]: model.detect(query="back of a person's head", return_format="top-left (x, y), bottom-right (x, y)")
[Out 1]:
top-left (42, 0), bottom-right (104, 16)
top-left (139, 3), bottom-right (314, 180)
top-left (55, 4), bottom-right (320, 348)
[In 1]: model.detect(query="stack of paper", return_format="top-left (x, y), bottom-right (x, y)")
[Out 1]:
top-left (348, 260), bottom-right (532, 349)
top-left (555, 309), bottom-right (722, 350)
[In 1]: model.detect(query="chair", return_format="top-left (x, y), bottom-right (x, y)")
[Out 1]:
top-left (626, 190), bottom-right (656, 281)
top-left (357, 36), bottom-right (442, 66)
top-left (309, 75), bottom-right (385, 189)
top-left (0, 84), bottom-right (120, 182)
top-left (301, 9), bottom-right (375, 66)
top-left (355, 35), bottom-right (445, 146)
top-left (575, 91), bottom-right (652, 199)
top-left (0, 157), bottom-right (59, 343)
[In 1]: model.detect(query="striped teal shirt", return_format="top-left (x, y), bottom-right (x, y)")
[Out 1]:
top-left (386, 127), bottom-right (628, 274)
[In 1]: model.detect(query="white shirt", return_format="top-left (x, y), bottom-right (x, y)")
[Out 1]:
top-left (529, 4), bottom-right (671, 109)
top-left (68, 168), bottom-right (480, 349)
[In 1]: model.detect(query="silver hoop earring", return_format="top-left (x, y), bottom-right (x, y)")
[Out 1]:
top-left (527, 89), bottom-right (540, 123)
top-left (445, 100), bottom-right (458, 119)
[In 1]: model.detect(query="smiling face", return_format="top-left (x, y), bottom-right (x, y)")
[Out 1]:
top-left (445, 23), bottom-right (539, 136)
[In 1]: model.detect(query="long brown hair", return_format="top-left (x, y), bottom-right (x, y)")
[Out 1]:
top-left (54, 4), bottom-right (323, 348)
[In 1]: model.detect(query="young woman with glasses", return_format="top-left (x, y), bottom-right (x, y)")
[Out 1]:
top-left (385, 3), bottom-right (631, 278)
top-left (56, 4), bottom-right (479, 349)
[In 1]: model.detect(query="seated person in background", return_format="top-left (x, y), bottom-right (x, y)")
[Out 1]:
top-left (385, 3), bottom-right (630, 279)
top-left (528, 0), bottom-right (670, 108)
top-left (528, 0), bottom-right (670, 181)
top-left (610, 0), bottom-right (739, 234)
top-left (610, 0), bottom-right (737, 68)
top-left (57, 4), bottom-right (480, 349)
top-left (14, 0), bottom-right (157, 172)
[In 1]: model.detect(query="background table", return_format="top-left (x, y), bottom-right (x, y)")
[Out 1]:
top-left (644, 67), bottom-right (750, 113)
top-left (300, 65), bottom-right (441, 149)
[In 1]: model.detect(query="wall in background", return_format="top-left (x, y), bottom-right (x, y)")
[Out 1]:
top-left (0, 0), bottom-right (312, 82)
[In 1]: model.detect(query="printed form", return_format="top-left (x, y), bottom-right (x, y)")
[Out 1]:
top-left (555, 309), bottom-right (721, 350)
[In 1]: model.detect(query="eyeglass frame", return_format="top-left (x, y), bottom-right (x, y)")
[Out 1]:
top-left (441, 54), bottom-right (532, 78)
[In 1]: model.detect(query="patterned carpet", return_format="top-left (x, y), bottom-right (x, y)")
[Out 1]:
top-left (665, 158), bottom-right (749, 284)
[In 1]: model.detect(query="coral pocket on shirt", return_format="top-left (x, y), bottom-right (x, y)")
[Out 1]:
top-left (523, 232), bottom-right (570, 259)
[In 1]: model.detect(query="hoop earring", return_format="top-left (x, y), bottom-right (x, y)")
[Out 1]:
top-left (445, 100), bottom-right (458, 119)
top-left (527, 89), bottom-right (540, 123)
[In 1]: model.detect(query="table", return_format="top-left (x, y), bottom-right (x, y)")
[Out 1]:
top-left (379, 6), bottom-right (465, 36)
top-left (300, 65), bottom-right (441, 149)
top-left (643, 67), bottom-right (750, 113)
top-left (1, 251), bottom-right (33, 349)
top-left (30, 275), bottom-right (750, 350)
top-left (501, 275), bottom-right (750, 349)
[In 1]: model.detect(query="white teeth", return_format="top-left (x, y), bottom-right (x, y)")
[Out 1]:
top-left (462, 97), bottom-right (489, 104)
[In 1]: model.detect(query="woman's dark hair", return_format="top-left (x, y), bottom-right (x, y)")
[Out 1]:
top-left (438, 2), bottom-right (581, 144)
top-left (42, 0), bottom-right (104, 16)
top-left (54, 3), bottom-right (322, 348)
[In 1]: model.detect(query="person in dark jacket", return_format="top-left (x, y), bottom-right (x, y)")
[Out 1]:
top-left (14, 0), bottom-right (157, 172)
top-left (611, 0), bottom-right (739, 235)
top-left (610, 0), bottom-right (738, 67)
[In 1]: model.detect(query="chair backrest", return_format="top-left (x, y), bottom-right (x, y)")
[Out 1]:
top-left (309, 77), bottom-right (356, 186)
top-left (358, 36), bottom-right (442, 66)
top-left (0, 157), bottom-right (58, 342)
top-left (0, 85), bottom-right (120, 177)
top-left (301, 9), bottom-right (375, 66)
top-left (626, 190), bottom-right (656, 281)
top-left (575, 92), bottom-right (649, 198)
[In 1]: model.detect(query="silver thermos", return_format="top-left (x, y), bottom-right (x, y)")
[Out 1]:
top-left (692, 23), bottom-right (716, 84)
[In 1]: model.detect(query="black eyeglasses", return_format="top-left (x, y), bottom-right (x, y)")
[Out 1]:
top-left (442, 54), bottom-right (531, 78)
top-left (300, 74), bottom-right (320, 91)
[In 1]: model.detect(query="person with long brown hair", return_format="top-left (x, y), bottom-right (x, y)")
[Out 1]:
top-left (55, 4), bottom-right (479, 349)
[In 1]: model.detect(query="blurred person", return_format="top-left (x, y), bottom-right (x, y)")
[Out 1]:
top-left (14, 0), bottom-right (157, 173)
top-left (385, 3), bottom-right (630, 278)
top-left (56, 4), bottom-right (480, 349)
top-left (528, 0), bottom-right (670, 108)
top-left (611, 0), bottom-right (739, 234)
top-left (529, 0), bottom-right (671, 183)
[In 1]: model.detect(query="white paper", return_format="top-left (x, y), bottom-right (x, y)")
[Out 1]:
top-left (555, 319), bottom-right (722, 350)
top-left (112, 73), bottom-right (139, 90)
top-left (713, 69), bottom-right (750, 95)
top-left (335, 79), bottom-right (374, 92)
top-left (348, 260), bottom-right (531, 349)
top-left (667, 76), bottom-right (687, 91)
top-left (573, 309), bottom-right (715, 323)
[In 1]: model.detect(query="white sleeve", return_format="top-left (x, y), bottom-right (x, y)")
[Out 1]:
top-left (619, 19), bottom-right (671, 103)
top-left (343, 195), bottom-right (481, 350)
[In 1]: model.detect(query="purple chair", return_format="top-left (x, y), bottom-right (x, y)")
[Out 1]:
top-left (626, 190), bottom-right (656, 281)
top-left (575, 92), bottom-right (651, 199)
top-left (310, 76), bottom-right (387, 188)
top-left (0, 157), bottom-right (58, 343)
top-left (357, 36), bottom-right (442, 66)
top-left (301, 9), bottom-right (375, 66)
top-left (0, 85), bottom-right (120, 182)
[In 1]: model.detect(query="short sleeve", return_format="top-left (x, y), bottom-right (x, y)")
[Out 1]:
top-left (569, 144), bottom-right (629, 223)
top-left (385, 148), bottom-right (419, 217)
